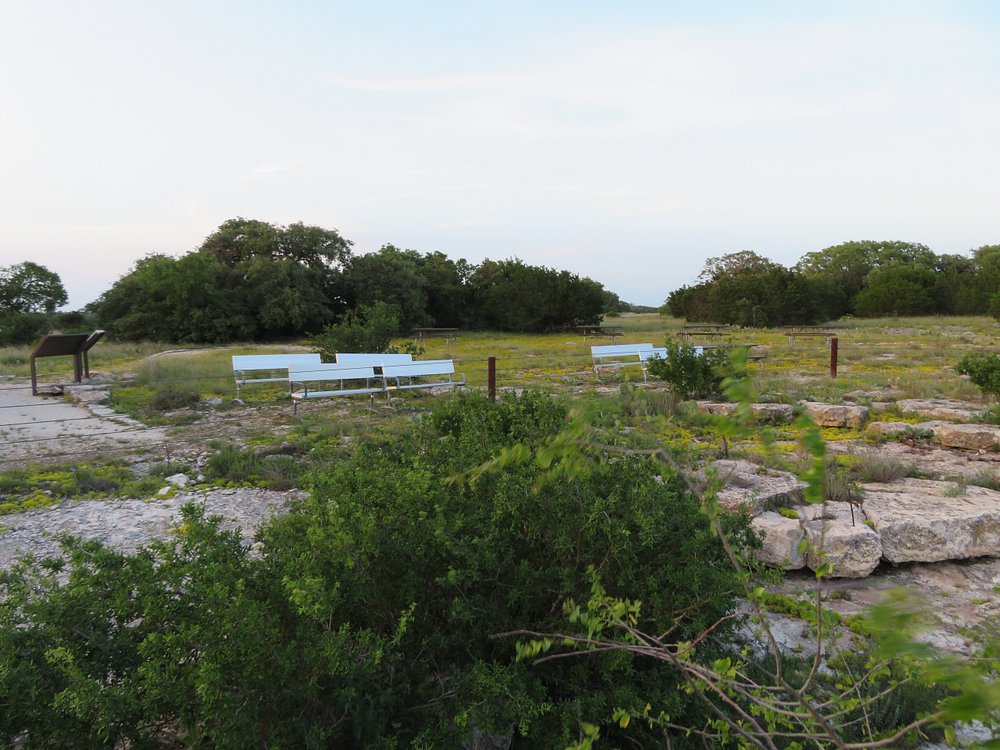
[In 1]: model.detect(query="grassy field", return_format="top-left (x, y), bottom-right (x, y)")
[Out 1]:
top-left (0, 313), bottom-right (997, 482)
top-left (2, 313), bottom-right (997, 403)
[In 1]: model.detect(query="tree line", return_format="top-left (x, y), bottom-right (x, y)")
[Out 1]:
top-left (0, 218), bottom-right (622, 345)
top-left (665, 241), bottom-right (1000, 326)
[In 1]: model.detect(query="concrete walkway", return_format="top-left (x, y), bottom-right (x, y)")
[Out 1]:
top-left (0, 381), bottom-right (166, 464)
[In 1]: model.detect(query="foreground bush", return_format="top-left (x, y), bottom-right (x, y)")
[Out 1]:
top-left (645, 341), bottom-right (733, 399)
top-left (0, 391), bottom-right (752, 748)
top-left (956, 351), bottom-right (1000, 399)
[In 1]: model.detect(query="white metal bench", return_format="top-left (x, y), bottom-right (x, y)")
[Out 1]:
top-left (232, 353), bottom-right (323, 400)
top-left (289, 363), bottom-right (384, 413)
top-left (334, 353), bottom-right (413, 369)
top-left (380, 360), bottom-right (466, 401)
top-left (592, 343), bottom-right (655, 381)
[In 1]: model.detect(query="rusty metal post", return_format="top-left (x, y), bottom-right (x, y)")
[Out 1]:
top-left (488, 356), bottom-right (496, 402)
top-left (830, 337), bottom-right (838, 378)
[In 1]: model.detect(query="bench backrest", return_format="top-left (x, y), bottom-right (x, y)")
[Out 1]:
top-left (335, 352), bottom-right (413, 366)
top-left (289, 364), bottom-right (376, 383)
top-left (381, 360), bottom-right (455, 378)
top-left (591, 343), bottom-right (654, 358)
top-left (639, 346), bottom-right (703, 361)
top-left (233, 353), bottom-right (322, 372)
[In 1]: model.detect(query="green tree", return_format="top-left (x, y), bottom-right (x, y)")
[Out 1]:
top-left (341, 245), bottom-right (430, 332)
top-left (853, 263), bottom-right (939, 317)
top-left (795, 240), bottom-right (936, 314)
top-left (0, 261), bottom-right (67, 314)
top-left (469, 258), bottom-right (606, 332)
top-left (199, 217), bottom-right (352, 270)
top-left (665, 252), bottom-right (833, 326)
top-left (91, 253), bottom-right (254, 342)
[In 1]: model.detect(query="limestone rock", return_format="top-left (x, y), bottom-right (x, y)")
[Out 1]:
top-left (710, 459), bottom-right (807, 515)
top-left (866, 421), bottom-right (929, 438)
top-left (800, 402), bottom-right (869, 429)
top-left (695, 402), bottom-right (794, 423)
top-left (923, 421), bottom-right (1000, 451)
top-left (895, 398), bottom-right (984, 422)
top-left (863, 478), bottom-right (1000, 563)
top-left (800, 502), bottom-right (882, 578)
top-left (65, 386), bottom-right (110, 405)
top-left (751, 512), bottom-right (806, 569)
top-left (844, 388), bottom-right (904, 403)
top-left (165, 473), bottom-right (191, 488)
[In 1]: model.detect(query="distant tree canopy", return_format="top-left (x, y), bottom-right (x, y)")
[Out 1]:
top-left (666, 240), bottom-right (1000, 324)
top-left (0, 262), bottom-right (67, 315)
top-left (90, 219), bottom-right (613, 343)
top-left (0, 262), bottom-right (74, 346)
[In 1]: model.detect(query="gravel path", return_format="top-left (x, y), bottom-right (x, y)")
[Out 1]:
top-left (0, 487), bottom-right (302, 568)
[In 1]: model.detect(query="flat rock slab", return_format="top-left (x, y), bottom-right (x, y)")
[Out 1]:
top-left (924, 421), bottom-right (1000, 451)
top-left (863, 478), bottom-right (1000, 563)
top-left (696, 402), bottom-right (794, 423)
top-left (895, 398), bottom-right (984, 422)
top-left (800, 402), bottom-right (869, 429)
top-left (844, 388), bottom-right (905, 403)
top-left (708, 459), bottom-right (807, 515)
top-left (827, 440), bottom-right (1000, 482)
top-left (866, 421), bottom-right (929, 438)
top-left (800, 502), bottom-right (882, 578)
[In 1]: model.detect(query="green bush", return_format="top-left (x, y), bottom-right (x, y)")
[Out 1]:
top-left (264, 391), bottom-right (754, 746)
top-left (0, 392), bottom-right (754, 748)
top-left (645, 341), bottom-right (732, 399)
top-left (957, 351), bottom-right (1000, 399)
top-left (311, 300), bottom-right (400, 356)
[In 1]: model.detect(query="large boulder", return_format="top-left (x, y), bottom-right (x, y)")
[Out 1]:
top-left (866, 421), bottom-right (929, 439)
top-left (751, 512), bottom-right (806, 569)
top-left (800, 402), bottom-right (869, 429)
top-left (696, 402), bottom-right (794, 423)
top-left (895, 399), bottom-right (984, 422)
top-left (708, 459), bottom-right (808, 515)
top-left (862, 478), bottom-right (1000, 563)
top-left (923, 421), bottom-right (1000, 452)
top-left (800, 502), bottom-right (882, 578)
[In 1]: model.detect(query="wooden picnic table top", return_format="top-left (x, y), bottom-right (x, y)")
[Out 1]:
top-left (680, 324), bottom-right (731, 330)
top-left (411, 327), bottom-right (460, 333)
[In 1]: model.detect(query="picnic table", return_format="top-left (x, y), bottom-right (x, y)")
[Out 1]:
top-left (781, 326), bottom-right (837, 346)
top-left (411, 327), bottom-right (459, 344)
top-left (577, 325), bottom-right (623, 342)
top-left (701, 342), bottom-right (768, 368)
top-left (680, 324), bottom-right (732, 343)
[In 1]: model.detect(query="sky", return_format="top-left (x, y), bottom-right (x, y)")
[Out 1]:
top-left (1, 0), bottom-right (999, 310)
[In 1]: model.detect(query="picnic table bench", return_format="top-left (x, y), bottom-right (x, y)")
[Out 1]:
top-left (577, 325), bottom-right (624, 342)
top-left (592, 343), bottom-right (697, 382)
top-left (289, 363), bottom-right (384, 413)
top-left (288, 359), bottom-right (466, 412)
top-left (380, 360), bottom-right (466, 400)
top-left (411, 327), bottom-right (459, 344)
top-left (232, 353), bottom-right (323, 400)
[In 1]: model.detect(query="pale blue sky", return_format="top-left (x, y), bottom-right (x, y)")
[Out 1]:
top-left (2, 1), bottom-right (999, 309)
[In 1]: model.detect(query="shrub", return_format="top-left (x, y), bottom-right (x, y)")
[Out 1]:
top-left (854, 451), bottom-right (913, 483)
top-left (150, 384), bottom-right (201, 411)
top-left (263, 391), bottom-right (754, 746)
top-left (311, 300), bottom-right (399, 357)
top-left (956, 351), bottom-right (1000, 399)
top-left (0, 392), bottom-right (753, 748)
top-left (645, 341), bottom-right (732, 400)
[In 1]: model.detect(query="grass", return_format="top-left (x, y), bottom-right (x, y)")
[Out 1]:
top-left (2, 312), bottom-right (998, 497)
